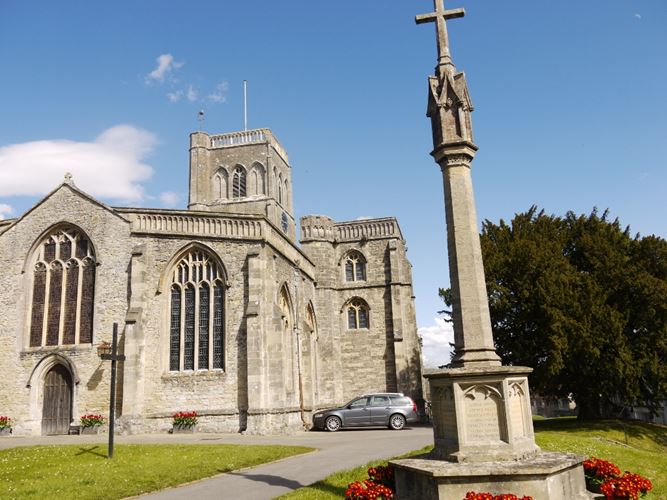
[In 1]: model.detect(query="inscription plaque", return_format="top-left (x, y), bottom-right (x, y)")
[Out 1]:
top-left (463, 385), bottom-right (502, 443)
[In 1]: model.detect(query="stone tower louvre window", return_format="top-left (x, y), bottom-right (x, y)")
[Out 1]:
top-left (232, 166), bottom-right (247, 199)
top-left (29, 226), bottom-right (96, 347)
top-left (344, 251), bottom-right (367, 282)
top-left (169, 250), bottom-right (224, 371)
top-left (346, 298), bottom-right (370, 329)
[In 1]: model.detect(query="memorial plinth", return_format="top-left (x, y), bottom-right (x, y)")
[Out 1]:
top-left (426, 367), bottom-right (539, 463)
top-left (393, 452), bottom-right (592, 500)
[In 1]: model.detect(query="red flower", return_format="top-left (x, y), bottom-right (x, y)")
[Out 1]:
top-left (464, 492), bottom-right (533, 500)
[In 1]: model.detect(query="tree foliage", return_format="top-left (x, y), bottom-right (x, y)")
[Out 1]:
top-left (464, 207), bottom-right (666, 418)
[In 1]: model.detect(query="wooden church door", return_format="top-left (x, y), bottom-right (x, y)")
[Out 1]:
top-left (42, 365), bottom-right (72, 435)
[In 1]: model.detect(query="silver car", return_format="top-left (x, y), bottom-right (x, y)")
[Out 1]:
top-left (312, 393), bottom-right (419, 432)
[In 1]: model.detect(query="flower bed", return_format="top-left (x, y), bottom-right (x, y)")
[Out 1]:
top-left (583, 456), bottom-right (652, 499)
top-left (172, 411), bottom-right (198, 427)
top-left (80, 414), bottom-right (105, 428)
top-left (0, 416), bottom-right (12, 435)
top-left (345, 465), bottom-right (395, 499)
top-left (343, 455), bottom-right (652, 500)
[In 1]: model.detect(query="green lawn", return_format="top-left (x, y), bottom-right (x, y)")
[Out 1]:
top-left (534, 418), bottom-right (667, 499)
top-left (0, 443), bottom-right (313, 499)
top-left (281, 419), bottom-right (667, 500)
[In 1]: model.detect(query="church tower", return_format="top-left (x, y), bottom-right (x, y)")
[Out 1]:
top-left (188, 129), bottom-right (296, 240)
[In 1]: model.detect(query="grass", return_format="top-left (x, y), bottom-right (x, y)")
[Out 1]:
top-left (277, 445), bottom-right (432, 500)
top-left (281, 419), bottom-right (667, 500)
top-left (0, 443), bottom-right (313, 499)
top-left (534, 418), bottom-right (667, 499)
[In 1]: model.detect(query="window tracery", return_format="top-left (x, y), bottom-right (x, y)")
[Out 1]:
top-left (346, 298), bottom-right (370, 329)
top-left (344, 251), bottom-right (367, 282)
top-left (232, 166), bottom-right (247, 198)
top-left (29, 226), bottom-right (96, 347)
top-left (169, 250), bottom-right (224, 371)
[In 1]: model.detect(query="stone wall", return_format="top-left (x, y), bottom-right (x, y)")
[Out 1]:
top-left (301, 215), bottom-right (423, 406)
top-left (0, 184), bottom-right (133, 435)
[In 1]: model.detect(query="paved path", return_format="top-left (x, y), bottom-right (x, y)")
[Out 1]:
top-left (0, 426), bottom-right (433, 499)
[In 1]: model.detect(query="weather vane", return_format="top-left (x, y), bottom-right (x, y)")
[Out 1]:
top-left (198, 109), bottom-right (205, 131)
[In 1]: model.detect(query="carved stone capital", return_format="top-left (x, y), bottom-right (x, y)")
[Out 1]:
top-left (431, 140), bottom-right (477, 166)
top-left (442, 153), bottom-right (472, 167)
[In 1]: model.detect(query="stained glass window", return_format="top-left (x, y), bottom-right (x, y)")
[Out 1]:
top-left (170, 286), bottom-right (181, 371)
top-left (29, 227), bottom-right (96, 347)
top-left (344, 251), bottom-right (366, 282)
top-left (346, 298), bottom-right (370, 330)
top-left (169, 250), bottom-right (225, 371)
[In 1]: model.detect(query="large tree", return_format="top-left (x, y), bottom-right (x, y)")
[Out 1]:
top-left (442, 207), bottom-right (667, 418)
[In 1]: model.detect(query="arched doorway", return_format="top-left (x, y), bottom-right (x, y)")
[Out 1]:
top-left (42, 364), bottom-right (72, 435)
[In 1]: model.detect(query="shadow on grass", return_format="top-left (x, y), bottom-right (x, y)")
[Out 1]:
top-left (533, 418), bottom-right (667, 447)
top-left (75, 445), bottom-right (108, 459)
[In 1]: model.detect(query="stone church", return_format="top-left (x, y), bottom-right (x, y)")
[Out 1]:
top-left (0, 128), bottom-right (423, 435)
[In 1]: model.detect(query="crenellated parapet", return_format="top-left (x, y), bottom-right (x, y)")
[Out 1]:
top-left (300, 216), bottom-right (403, 243)
top-left (208, 128), bottom-right (289, 165)
top-left (300, 215), bottom-right (336, 242)
top-left (334, 217), bottom-right (402, 242)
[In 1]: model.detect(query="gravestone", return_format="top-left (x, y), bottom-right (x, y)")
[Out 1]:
top-left (391, 2), bottom-right (593, 498)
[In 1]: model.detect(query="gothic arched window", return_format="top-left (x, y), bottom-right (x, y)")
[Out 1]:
top-left (213, 168), bottom-right (228, 200)
top-left (279, 285), bottom-right (294, 389)
top-left (169, 250), bottom-right (225, 371)
top-left (278, 173), bottom-right (283, 204)
top-left (232, 166), bottom-right (247, 199)
top-left (29, 226), bottom-right (96, 347)
top-left (250, 162), bottom-right (266, 196)
top-left (344, 251), bottom-right (367, 282)
top-left (305, 303), bottom-right (317, 335)
top-left (346, 298), bottom-right (370, 329)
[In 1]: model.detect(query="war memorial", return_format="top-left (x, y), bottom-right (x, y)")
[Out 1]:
top-left (391, 2), bottom-right (593, 498)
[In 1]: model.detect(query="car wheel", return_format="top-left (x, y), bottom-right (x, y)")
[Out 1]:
top-left (325, 416), bottom-right (342, 432)
top-left (389, 413), bottom-right (406, 430)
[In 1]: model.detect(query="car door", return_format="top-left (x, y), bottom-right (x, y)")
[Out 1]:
top-left (342, 397), bottom-right (371, 426)
top-left (369, 395), bottom-right (392, 426)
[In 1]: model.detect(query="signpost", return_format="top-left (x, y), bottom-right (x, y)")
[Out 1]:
top-left (99, 322), bottom-right (126, 459)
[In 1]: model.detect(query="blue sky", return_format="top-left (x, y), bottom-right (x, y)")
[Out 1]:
top-left (1, 1), bottom-right (665, 366)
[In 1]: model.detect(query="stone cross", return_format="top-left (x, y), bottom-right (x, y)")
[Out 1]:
top-left (415, 0), bottom-right (465, 77)
top-left (416, 1), bottom-right (501, 368)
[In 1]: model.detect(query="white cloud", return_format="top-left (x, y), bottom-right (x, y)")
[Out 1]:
top-left (634, 13), bottom-right (641, 20)
top-left (207, 81), bottom-right (229, 103)
top-left (418, 317), bottom-right (455, 368)
top-left (186, 85), bottom-right (198, 102)
top-left (146, 54), bottom-right (184, 84)
top-left (159, 191), bottom-right (180, 207)
top-left (0, 125), bottom-right (157, 203)
top-left (0, 203), bottom-right (13, 220)
top-left (167, 90), bottom-right (183, 102)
